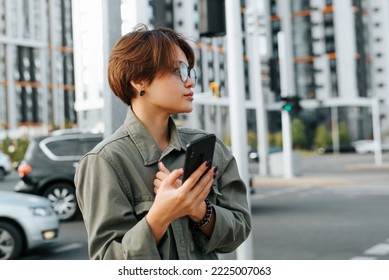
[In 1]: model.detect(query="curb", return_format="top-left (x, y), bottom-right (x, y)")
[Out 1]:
top-left (344, 164), bottom-right (389, 171)
top-left (251, 176), bottom-right (352, 187)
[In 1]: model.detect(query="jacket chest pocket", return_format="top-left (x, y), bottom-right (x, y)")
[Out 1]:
top-left (134, 198), bottom-right (154, 221)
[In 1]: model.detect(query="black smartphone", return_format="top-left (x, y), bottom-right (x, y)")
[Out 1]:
top-left (182, 134), bottom-right (216, 182)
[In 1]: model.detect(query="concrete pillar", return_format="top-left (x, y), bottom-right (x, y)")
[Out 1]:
top-left (102, 0), bottom-right (128, 137)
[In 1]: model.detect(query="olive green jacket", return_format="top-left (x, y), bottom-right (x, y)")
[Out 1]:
top-left (75, 108), bottom-right (251, 260)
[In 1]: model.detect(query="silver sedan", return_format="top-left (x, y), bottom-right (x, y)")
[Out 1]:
top-left (0, 191), bottom-right (59, 259)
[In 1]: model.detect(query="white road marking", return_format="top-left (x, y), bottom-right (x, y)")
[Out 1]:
top-left (350, 256), bottom-right (377, 260)
top-left (351, 237), bottom-right (389, 260)
top-left (364, 243), bottom-right (389, 256)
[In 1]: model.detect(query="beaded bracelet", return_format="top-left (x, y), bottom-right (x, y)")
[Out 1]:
top-left (190, 199), bottom-right (213, 229)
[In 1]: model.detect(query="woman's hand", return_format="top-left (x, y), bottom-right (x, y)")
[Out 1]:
top-left (154, 161), bottom-right (216, 219)
top-left (153, 161), bottom-right (181, 193)
top-left (146, 161), bottom-right (215, 243)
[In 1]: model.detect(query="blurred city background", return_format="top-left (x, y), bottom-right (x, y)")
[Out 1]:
top-left (0, 0), bottom-right (388, 260)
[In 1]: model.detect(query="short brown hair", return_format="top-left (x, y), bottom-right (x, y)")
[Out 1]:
top-left (108, 24), bottom-right (195, 105)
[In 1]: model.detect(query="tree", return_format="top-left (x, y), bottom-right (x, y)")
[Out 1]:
top-left (247, 130), bottom-right (257, 149)
top-left (338, 122), bottom-right (350, 145)
top-left (292, 118), bottom-right (307, 149)
top-left (268, 131), bottom-right (283, 148)
top-left (314, 124), bottom-right (332, 149)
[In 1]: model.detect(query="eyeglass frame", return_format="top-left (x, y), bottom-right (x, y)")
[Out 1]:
top-left (175, 61), bottom-right (197, 86)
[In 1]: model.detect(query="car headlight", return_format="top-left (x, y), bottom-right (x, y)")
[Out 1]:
top-left (30, 206), bottom-right (53, 217)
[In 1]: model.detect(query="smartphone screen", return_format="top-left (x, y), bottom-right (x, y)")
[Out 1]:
top-left (182, 134), bottom-right (216, 182)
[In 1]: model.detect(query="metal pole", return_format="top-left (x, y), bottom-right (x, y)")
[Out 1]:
top-left (331, 106), bottom-right (340, 154)
top-left (371, 98), bottom-right (383, 165)
top-left (277, 31), bottom-right (294, 178)
top-left (246, 5), bottom-right (269, 177)
top-left (225, 0), bottom-right (253, 259)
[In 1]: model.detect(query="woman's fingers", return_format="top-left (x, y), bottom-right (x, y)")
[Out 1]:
top-left (156, 162), bottom-right (182, 189)
top-left (181, 161), bottom-right (212, 191)
top-left (159, 168), bottom-right (184, 190)
top-left (159, 161), bottom-right (170, 173)
top-left (191, 166), bottom-right (215, 198)
top-left (156, 162), bottom-right (170, 181)
top-left (154, 162), bottom-right (171, 194)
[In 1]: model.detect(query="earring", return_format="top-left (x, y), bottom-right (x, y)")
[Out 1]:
top-left (139, 90), bottom-right (145, 96)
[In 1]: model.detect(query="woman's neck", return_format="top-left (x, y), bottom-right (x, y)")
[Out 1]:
top-left (131, 105), bottom-right (170, 151)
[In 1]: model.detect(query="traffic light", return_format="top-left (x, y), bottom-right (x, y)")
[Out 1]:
top-left (199, 0), bottom-right (226, 37)
top-left (210, 81), bottom-right (220, 97)
top-left (282, 102), bottom-right (293, 112)
top-left (269, 58), bottom-right (280, 95)
top-left (281, 96), bottom-right (301, 113)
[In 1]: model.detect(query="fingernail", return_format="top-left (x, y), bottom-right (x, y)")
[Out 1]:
top-left (205, 159), bottom-right (212, 167)
top-left (213, 166), bottom-right (218, 178)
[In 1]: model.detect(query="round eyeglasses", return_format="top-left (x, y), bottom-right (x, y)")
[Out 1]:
top-left (176, 61), bottom-right (197, 86)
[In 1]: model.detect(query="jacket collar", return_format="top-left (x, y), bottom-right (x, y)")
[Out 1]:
top-left (123, 108), bottom-right (185, 166)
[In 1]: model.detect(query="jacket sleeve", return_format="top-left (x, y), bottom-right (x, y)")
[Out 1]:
top-left (191, 142), bottom-right (252, 254)
top-left (75, 153), bottom-right (161, 260)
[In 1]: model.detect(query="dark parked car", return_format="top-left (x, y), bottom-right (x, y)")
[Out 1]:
top-left (15, 131), bottom-right (103, 221)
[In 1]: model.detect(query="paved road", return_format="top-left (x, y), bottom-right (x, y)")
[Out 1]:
top-left (249, 153), bottom-right (389, 260)
top-left (20, 220), bottom-right (89, 260)
top-left (250, 184), bottom-right (389, 260)
top-left (1, 153), bottom-right (388, 260)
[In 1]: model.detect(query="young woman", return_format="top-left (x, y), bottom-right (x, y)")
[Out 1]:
top-left (75, 24), bottom-right (251, 260)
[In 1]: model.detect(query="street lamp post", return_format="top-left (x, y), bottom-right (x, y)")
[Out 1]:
top-left (246, 4), bottom-right (269, 177)
top-left (278, 0), bottom-right (295, 179)
top-left (225, 0), bottom-right (254, 259)
top-left (372, 98), bottom-right (383, 166)
top-left (278, 31), bottom-right (294, 179)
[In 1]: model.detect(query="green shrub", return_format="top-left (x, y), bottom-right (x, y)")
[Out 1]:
top-left (338, 122), bottom-right (350, 145)
top-left (314, 124), bottom-right (332, 149)
top-left (292, 118), bottom-right (307, 149)
top-left (1, 136), bottom-right (30, 163)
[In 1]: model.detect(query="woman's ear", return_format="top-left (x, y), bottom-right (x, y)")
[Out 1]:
top-left (130, 81), bottom-right (144, 93)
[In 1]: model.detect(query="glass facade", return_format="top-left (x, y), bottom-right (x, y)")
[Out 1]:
top-left (292, 11), bottom-right (315, 100)
top-left (267, 0), bottom-right (371, 101)
top-left (15, 46), bottom-right (40, 123)
top-left (353, 0), bottom-right (370, 98)
top-left (0, 0), bottom-right (76, 135)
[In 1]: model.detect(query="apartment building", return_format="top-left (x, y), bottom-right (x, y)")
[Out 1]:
top-left (10, 0), bottom-right (389, 148)
top-left (0, 0), bottom-right (76, 139)
top-left (192, 0), bottom-right (389, 144)
top-left (265, 0), bottom-right (389, 142)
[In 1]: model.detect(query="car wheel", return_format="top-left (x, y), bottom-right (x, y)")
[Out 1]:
top-left (0, 221), bottom-right (23, 260)
top-left (43, 183), bottom-right (78, 221)
top-left (0, 168), bottom-right (5, 181)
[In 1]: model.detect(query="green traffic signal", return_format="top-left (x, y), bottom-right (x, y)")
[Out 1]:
top-left (282, 103), bottom-right (293, 112)
top-left (281, 95), bottom-right (302, 113)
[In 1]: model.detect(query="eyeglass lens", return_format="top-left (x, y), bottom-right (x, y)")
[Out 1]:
top-left (179, 62), bottom-right (196, 86)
